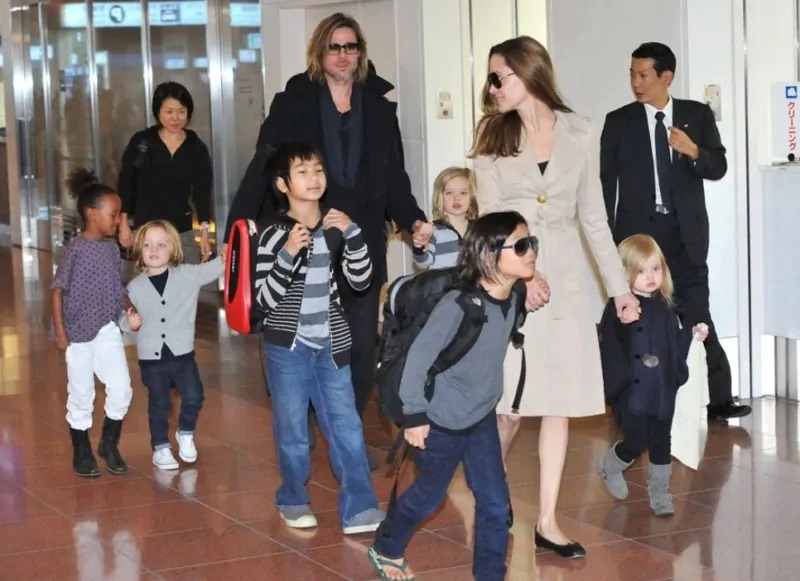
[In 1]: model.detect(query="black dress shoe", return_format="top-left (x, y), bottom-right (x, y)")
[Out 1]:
top-left (534, 528), bottom-right (586, 559)
top-left (707, 402), bottom-right (752, 423)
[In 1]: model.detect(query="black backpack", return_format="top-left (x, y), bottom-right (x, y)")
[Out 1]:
top-left (375, 268), bottom-right (528, 428)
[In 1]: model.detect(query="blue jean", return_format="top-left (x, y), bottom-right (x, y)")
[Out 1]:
top-left (139, 355), bottom-right (205, 450)
top-left (373, 413), bottom-right (509, 581)
top-left (263, 341), bottom-right (377, 524)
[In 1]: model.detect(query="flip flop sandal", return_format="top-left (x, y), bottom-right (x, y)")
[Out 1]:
top-left (367, 546), bottom-right (416, 581)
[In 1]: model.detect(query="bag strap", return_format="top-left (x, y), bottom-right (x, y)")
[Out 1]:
top-left (509, 283), bottom-right (527, 414)
top-left (423, 291), bottom-right (486, 401)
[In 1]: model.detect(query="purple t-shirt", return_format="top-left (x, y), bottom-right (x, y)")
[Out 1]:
top-left (51, 236), bottom-right (126, 343)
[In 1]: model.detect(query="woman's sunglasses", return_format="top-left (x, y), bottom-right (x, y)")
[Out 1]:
top-left (495, 235), bottom-right (539, 256)
top-left (487, 71), bottom-right (516, 89)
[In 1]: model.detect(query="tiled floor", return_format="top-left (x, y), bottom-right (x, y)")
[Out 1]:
top-left (0, 245), bottom-right (797, 580)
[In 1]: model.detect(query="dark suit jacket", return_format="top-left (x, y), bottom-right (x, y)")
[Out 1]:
top-left (224, 71), bottom-right (426, 283)
top-left (600, 99), bottom-right (727, 265)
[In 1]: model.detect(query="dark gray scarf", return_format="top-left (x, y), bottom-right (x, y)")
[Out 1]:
top-left (319, 82), bottom-right (363, 189)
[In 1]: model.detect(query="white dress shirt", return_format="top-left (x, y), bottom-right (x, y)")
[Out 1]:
top-left (644, 98), bottom-right (674, 206)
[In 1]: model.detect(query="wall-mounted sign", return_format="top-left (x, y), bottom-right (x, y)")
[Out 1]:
top-left (771, 82), bottom-right (800, 161)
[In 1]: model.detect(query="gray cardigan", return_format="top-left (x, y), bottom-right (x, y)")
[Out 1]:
top-left (124, 258), bottom-right (223, 360)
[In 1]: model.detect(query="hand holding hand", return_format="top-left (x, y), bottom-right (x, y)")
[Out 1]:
top-left (525, 272), bottom-right (550, 312)
top-left (412, 221), bottom-right (433, 248)
top-left (668, 126), bottom-right (699, 160)
top-left (404, 425), bottom-right (431, 449)
top-left (283, 224), bottom-right (311, 257)
top-left (615, 292), bottom-right (641, 324)
top-left (693, 322), bottom-right (709, 341)
top-left (322, 209), bottom-right (353, 233)
top-left (126, 307), bottom-right (142, 332)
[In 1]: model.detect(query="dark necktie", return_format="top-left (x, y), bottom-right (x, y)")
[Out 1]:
top-left (654, 111), bottom-right (673, 211)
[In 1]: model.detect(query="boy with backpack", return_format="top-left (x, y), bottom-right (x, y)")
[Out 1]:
top-left (253, 142), bottom-right (384, 534)
top-left (368, 211), bottom-right (536, 581)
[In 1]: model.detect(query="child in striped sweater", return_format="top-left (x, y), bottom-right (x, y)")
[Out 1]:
top-left (413, 167), bottom-right (478, 270)
top-left (253, 142), bottom-right (384, 535)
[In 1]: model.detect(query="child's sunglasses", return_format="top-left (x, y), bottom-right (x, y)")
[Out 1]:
top-left (494, 235), bottom-right (539, 256)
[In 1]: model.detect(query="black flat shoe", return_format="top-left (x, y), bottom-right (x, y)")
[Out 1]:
top-left (534, 528), bottom-right (586, 559)
top-left (707, 403), bottom-right (752, 423)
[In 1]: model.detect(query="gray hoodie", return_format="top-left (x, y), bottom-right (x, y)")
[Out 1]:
top-left (400, 289), bottom-right (519, 431)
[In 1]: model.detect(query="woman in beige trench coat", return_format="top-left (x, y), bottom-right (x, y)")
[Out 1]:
top-left (471, 36), bottom-right (640, 557)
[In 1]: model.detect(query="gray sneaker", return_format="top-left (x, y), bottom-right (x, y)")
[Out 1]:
top-left (278, 505), bottom-right (318, 529)
top-left (342, 508), bottom-right (385, 535)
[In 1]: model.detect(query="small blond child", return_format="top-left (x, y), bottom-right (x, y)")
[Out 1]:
top-left (597, 234), bottom-right (709, 516)
top-left (413, 167), bottom-right (478, 270)
top-left (124, 220), bottom-right (223, 471)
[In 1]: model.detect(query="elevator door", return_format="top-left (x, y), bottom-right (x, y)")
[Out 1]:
top-left (10, 2), bottom-right (62, 251)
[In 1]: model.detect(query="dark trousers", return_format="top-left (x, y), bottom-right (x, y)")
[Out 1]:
top-left (337, 280), bottom-right (381, 418)
top-left (615, 402), bottom-right (673, 465)
top-left (648, 213), bottom-right (733, 408)
top-left (139, 356), bottom-right (205, 450)
top-left (374, 414), bottom-right (509, 581)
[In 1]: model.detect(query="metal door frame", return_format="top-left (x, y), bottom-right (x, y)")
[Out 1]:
top-left (9, 0), bottom-right (58, 251)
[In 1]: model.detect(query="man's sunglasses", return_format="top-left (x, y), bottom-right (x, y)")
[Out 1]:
top-left (495, 235), bottom-right (539, 256)
top-left (487, 71), bottom-right (516, 89)
top-left (328, 42), bottom-right (360, 55)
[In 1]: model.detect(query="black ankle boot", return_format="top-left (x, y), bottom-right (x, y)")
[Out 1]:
top-left (98, 417), bottom-right (127, 475)
top-left (69, 428), bottom-right (100, 478)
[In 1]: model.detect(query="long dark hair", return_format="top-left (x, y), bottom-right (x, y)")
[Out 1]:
top-left (470, 36), bottom-right (572, 158)
top-left (65, 167), bottom-right (117, 223)
top-left (456, 211), bottom-right (528, 286)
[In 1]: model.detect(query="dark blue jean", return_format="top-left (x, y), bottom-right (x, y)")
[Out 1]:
top-left (373, 413), bottom-right (509, 581)
top-left (263, 341), bottom-right (377, 525)
top-left (139, 355), bottom-right (205, 450)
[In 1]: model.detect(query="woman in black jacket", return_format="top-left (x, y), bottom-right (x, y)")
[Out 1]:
top-left (117, 82), bottom-right (213, 263)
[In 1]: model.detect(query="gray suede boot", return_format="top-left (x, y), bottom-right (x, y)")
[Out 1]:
top-left (598, 442), bottom-right (634, 500)
top-left (647, 463), bottom-right (675, 517)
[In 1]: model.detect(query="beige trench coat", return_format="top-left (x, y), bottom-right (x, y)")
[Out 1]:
top-left (474, 112), bottom-right (629, 417)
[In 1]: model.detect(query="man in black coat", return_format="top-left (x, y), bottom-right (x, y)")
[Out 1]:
top-left (600, 42), bottom-right (750, 423)
top-left (225, 13), bottom-right (433, 457)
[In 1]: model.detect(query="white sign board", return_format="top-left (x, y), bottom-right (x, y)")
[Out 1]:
top-left (771, 82), bottom-right (800, 161)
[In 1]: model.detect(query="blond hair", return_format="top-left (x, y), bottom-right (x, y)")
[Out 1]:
top-left (470, 36), bottom-right (572, 158)
top-left (132, 220), bottom-right (183, 272)
top-left (431, 167), bottom-right (479, 222)
top-left (618, 234), bottom-right (673, 300)
top-left (306, 13), bottom-right (369, 84)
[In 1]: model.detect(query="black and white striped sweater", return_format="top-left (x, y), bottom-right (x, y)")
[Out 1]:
top-left (254, 218), bottom-right (372, 368)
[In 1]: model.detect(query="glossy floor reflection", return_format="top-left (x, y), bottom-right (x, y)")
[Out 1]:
top-left (0, 245), bottom-right (797, 580)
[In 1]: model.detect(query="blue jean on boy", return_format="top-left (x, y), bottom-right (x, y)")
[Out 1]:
top-left (139, 355), bottom-right (205, 450)
top-left (263, 341), bottom-right (377, 525)
top-left (373, 413), bottom-right (509, 581)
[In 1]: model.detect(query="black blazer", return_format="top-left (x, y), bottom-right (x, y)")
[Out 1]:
top-left (225, 71), bottom-right (426, 283)
top-left (600, 99), bottom-right (726, 265)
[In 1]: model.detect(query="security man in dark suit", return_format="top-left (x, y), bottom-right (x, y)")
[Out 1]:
top-left (600, 42), bottom-right (750, 423)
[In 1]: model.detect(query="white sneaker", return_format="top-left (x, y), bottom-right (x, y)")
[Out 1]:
top-left (176, 431), bottom-right (197, 463)
top-left (278, 505), bottom-right (318, 529)
top-left (152, 448), bottom-right (179, 471)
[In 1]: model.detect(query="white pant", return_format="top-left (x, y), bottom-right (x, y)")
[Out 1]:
top-left (65, 321), bottom-right (133, 430)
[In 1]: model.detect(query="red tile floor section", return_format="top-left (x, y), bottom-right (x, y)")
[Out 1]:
top-left (0, 246), bottom-right (797, 580)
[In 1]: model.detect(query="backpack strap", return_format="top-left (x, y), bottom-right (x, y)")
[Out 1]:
top-left (509, 282), bottom-right (527, 414)
top-left (423, 291), bottom-right (487, 402)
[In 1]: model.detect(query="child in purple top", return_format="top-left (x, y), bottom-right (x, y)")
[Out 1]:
top-left (51, 168), bottom-right (137, 478)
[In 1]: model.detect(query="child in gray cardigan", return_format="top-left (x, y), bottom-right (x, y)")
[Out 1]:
top-left (124, 219), bottom-right (223, 471)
